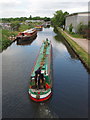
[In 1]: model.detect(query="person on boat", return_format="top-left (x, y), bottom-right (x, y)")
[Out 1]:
top-left (37, 74), bottom-right (41, 89)
top-left (35, 67), bottom-right (42, 88)
top-left (40, 73), bottom-right (46, 89)
top-left (35, 67), bottom-right (42, 75)
top-left (46, 38), bottom-right (50, 46)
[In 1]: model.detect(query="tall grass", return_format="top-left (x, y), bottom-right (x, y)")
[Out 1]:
top-left (0, 29), bottom-right (18, 51)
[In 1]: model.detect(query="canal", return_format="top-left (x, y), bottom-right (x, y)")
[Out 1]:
top-left (2, 27), bottom-right (88, 118)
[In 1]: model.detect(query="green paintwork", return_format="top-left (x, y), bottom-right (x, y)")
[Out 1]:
top-left (31, 40), bottom-right (51, 77)
top-left (29, 39), bottom-right (52, 95)
top-left (29, 89), bottom-right (51, 95)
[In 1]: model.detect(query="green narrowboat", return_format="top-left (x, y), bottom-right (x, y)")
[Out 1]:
top-left (28, 39), bottom-right (52, 102)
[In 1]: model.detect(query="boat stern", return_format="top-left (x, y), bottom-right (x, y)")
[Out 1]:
top-left (28, 88), bottom-right (52, 102)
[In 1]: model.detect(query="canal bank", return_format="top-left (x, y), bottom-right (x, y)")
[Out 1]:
top-left (56, 27), bottom-right (90, 71)
top-left (1, 29), bottom-right (18, 52)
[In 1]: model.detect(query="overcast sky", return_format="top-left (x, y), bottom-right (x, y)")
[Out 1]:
top-left (0, 0), bottom-right (89, 18)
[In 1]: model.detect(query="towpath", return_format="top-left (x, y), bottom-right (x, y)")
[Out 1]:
top-left (62, 29), bottom-right (90, 54)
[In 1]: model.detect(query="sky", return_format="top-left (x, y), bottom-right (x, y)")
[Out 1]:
top-left (0, 0), bottom-right (89, 18)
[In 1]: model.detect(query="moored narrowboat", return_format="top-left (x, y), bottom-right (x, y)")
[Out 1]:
top-left (28, 39), bottom-right (52, 102)
top-left (35, 25), bottom-right (43, 31)
top-left (16, 28), bottom-right (37, 40)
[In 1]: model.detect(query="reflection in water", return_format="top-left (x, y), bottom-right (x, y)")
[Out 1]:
top-left (54, 34), bottom-right (78, 60)
top-left (54, 27), bottom-right (78, 60)
top-left (16, 35), bottom-right (37, 46)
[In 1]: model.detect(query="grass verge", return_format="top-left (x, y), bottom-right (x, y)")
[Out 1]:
top-left (65, 30), bottom-right (84, 38)
top-left (19, 22), bottom-right (42, 32)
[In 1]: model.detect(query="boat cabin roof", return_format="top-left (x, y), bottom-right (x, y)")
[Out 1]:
top-left (23, 28), bottom-right (36, 33)
top-left (31, 40), bottom-right (51, 77)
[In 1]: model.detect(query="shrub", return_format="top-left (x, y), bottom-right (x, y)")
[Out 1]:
top-left (77, 22), bottom-right (85, 34)
top-left (69, 23), bottom-right (73, 33)
top-left (77, 22), bottom-right (89, 38)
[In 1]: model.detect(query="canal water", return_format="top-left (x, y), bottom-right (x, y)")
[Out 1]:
top-left (2, 27), bottom-right (88, 118)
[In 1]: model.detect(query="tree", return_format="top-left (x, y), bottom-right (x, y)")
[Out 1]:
top-left (51, 10), bottom-right (69, 27)
top-left (32, 16), bottom-right (41, 20)
top-left (63, 12), bottom-right (69, 25)
top-left (29, 15), bottom-right (32, 20)
top-left (44, 17), bottom-right (51, 21)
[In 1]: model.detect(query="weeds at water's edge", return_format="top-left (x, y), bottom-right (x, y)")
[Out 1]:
top-left (0, 29), bottom-right (18, 52)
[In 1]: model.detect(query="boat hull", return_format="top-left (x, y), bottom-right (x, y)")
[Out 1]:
top-left (35, 25), bottom-right (43, 31)
top-left (35, 27), bottom-right (43, 31)
top-left (17, 32), bottom-right (37, 41)
top-left (17, 35), bottom-right (37, 45)
top-left (29, 93), bottom-right (52, 102)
